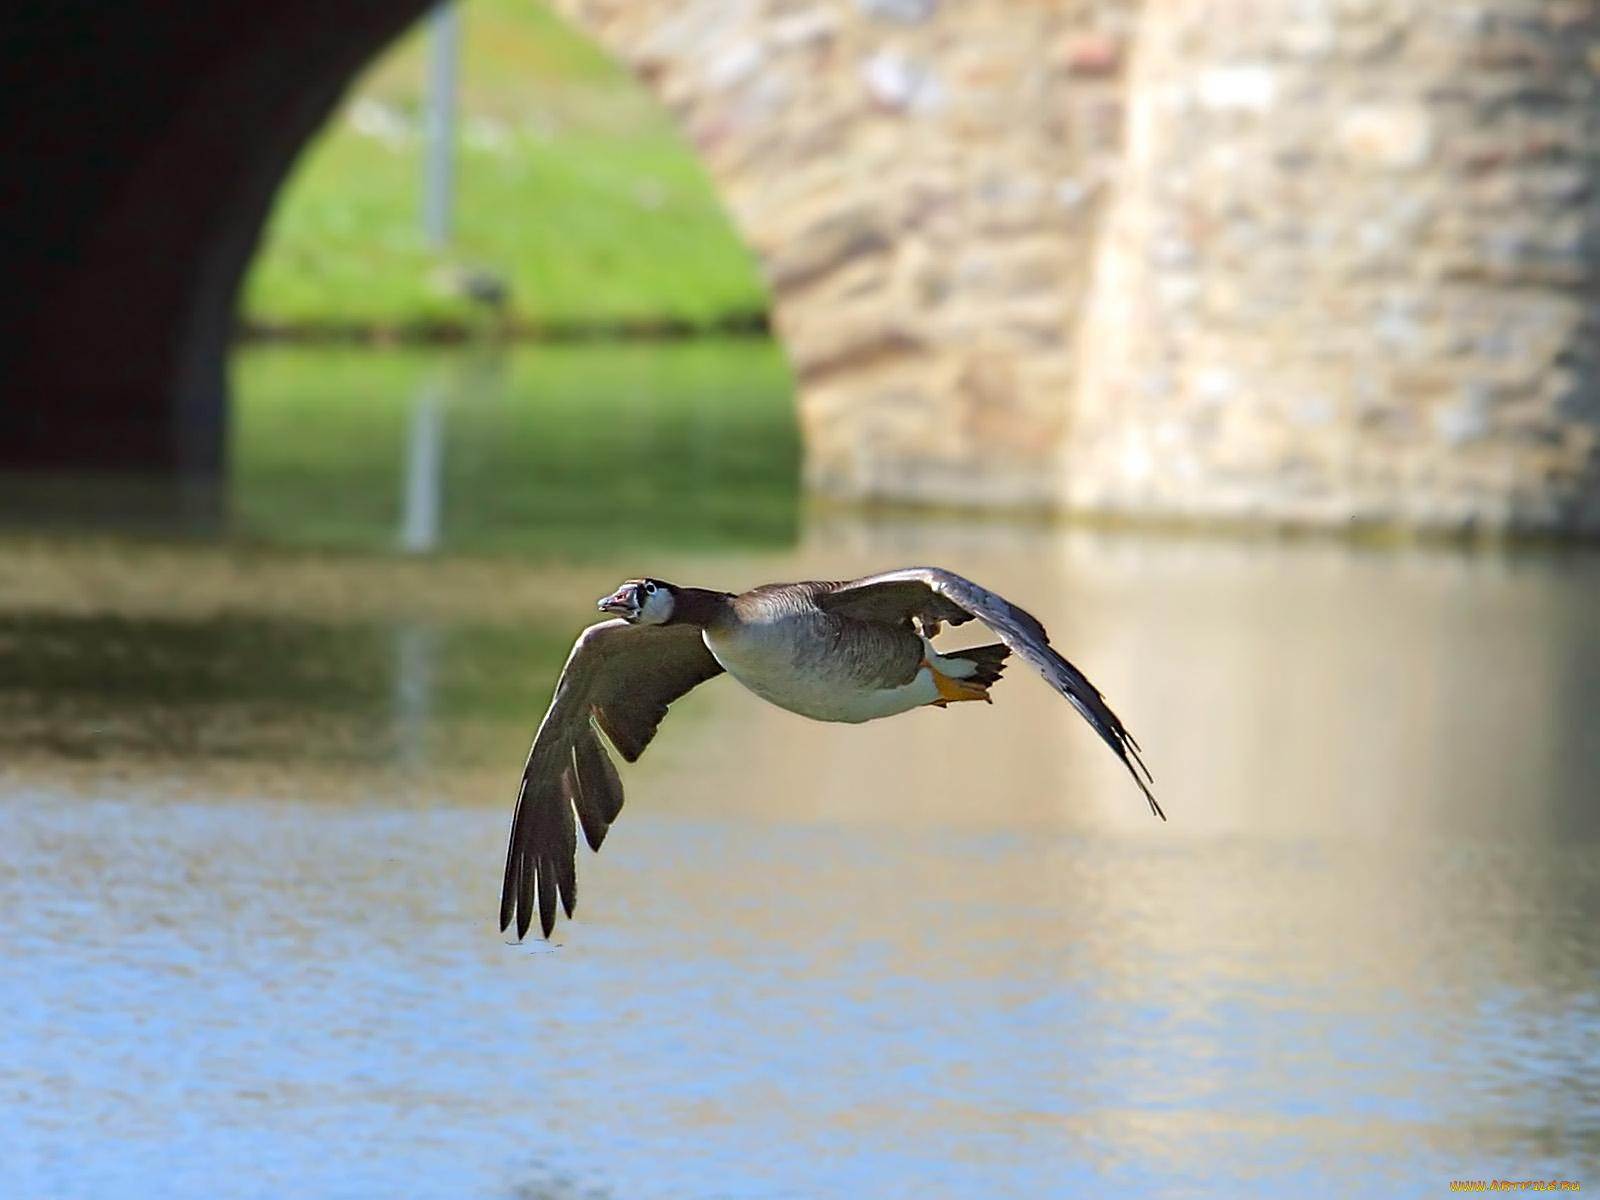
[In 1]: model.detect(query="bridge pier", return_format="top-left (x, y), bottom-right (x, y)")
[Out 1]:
top-left (1066, 0), bottom-right (1600, 533)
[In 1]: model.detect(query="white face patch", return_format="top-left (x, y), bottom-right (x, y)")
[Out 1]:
top-left (637, 583), bottom-right (675, 625)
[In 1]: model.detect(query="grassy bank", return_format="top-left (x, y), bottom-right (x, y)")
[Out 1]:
top-left (240, 0), bottom-right (769, 336)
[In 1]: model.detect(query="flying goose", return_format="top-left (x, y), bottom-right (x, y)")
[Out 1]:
top-left (500, 566), bottom-right (1162, 940)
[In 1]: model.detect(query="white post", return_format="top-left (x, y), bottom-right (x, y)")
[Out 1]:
top-left (422, 2), bottom-right (460, 248)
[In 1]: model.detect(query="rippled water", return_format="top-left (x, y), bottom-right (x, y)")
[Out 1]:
top-left (2, 517), bottom-right (1598, 1199)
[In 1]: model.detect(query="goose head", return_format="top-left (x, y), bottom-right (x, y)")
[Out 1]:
top-left (597, 578), bottom-right (676, 625)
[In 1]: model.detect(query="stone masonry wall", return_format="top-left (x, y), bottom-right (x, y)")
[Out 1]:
top-left (1067, 0), bottom-right (1600, 533)
top-left (557, 0), bottom-right (1134, 507)
top-left (555, 0), bottom-right (1600, 533)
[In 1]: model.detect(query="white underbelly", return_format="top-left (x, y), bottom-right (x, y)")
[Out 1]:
top-left (702, 626), bottom-right (940, 724)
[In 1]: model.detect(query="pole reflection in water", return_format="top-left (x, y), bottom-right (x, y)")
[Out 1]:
top-left (399, 374), bottom-right (445, 555)
top-left (391, 619), bottom-right (439, 774)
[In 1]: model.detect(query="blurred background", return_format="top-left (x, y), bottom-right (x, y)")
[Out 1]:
top-left (2, 1), bottom-right (1598, 1196)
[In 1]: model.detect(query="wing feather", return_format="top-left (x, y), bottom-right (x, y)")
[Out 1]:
top-left (570, 731), bottom-right (625, 852)
top-left (819, 567), bottom-right (1164, 820)
top-left (499, 619), bottom-right (725, 940)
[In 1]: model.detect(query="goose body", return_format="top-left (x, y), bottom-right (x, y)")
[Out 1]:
top-left (699, 597), bottom-right (984, 723)
top-left (499, 566), bottom-right (1163, 940)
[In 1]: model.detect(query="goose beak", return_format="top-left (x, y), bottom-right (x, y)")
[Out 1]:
top-left (598, 585), bottom-right (641, 619)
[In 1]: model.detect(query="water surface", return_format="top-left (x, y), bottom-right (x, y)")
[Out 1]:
top-left (230, 341), bottom-right (799, 557)
top-left (3, 523), bottom-right (1597, 1198)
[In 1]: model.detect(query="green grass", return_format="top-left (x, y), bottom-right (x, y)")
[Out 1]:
top-left (241, 0), bottom-right (769, 332)
top-left (229, 341), bottom-right (801, 558)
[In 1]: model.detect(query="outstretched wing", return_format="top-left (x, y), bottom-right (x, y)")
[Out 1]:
top-left (499, 619), bottom-right (725, 940)
top-left (817, 567), bottom-right (1164, 820)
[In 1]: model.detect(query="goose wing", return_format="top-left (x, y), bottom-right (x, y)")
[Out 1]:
top-left (499, 619), bottom-right (725, 940)
top-left (816, 567), bottom-right (1163, 820)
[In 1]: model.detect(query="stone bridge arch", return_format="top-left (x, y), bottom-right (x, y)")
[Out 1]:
top-left (4, 0), bottom-right (1599, 533)
top-left (0, 0), bottom-right (1127, 513)
top-left (547, 0), bottom-right (1129, 509)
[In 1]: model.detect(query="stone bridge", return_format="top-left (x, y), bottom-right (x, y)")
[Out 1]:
top-left (5, 0), bottom-right (1600, 533)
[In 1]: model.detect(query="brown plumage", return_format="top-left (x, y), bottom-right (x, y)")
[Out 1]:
top-left (499, 566), bottom-right (1161, 940)
top-left (498, 620), bottom-right (723, 940)
top-left (816, 568), bottom-right (1161, 820)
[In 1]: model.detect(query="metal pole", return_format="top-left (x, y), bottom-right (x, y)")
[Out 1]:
top-left (422, 2), bottom-right (460, 248)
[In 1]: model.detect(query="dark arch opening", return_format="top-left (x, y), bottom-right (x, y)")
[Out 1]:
top-left (0, 0), bottom-right (435, 492)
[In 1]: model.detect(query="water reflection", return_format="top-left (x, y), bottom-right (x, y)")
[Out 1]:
top-left (399, 373), bottom-right (445, 554)
top-left (2, 526), bottom-right (1598, 1197)
top-left (391, 619), bottom-right (439, 772)
top-left (231, 341), bottom-right (800, 557)
top-left (0, 608), bottom-right (580, 779)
